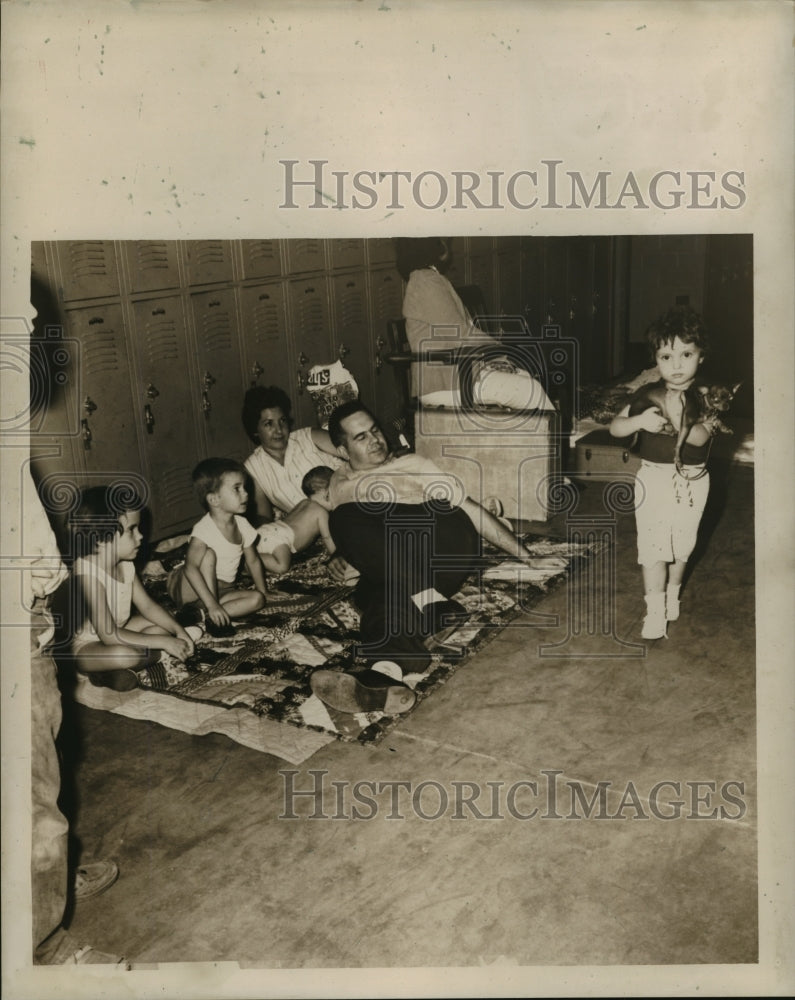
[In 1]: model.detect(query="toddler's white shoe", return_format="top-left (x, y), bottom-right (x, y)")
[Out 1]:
top-left (642, 592), bottom-right (667, 640)
top-left (665, 584), bottom-right (681, 622)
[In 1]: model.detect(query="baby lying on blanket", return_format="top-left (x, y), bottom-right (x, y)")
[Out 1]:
top-left (257, 466), bottom-right (338, 576)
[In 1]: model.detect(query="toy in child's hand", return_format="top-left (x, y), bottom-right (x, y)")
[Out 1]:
top-left (628, 380), bottom-right (740, 481)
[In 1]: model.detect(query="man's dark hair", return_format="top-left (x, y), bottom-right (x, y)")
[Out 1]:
top-left (241, 385), bottom-right (293, 443)
top-left (327, 400), bottom-right (377, 448)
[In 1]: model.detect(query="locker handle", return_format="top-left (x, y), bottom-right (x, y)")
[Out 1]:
top-left (88, 317), bottom-right (104, 326)
top-left (209, 300), bottom-right (221, 308)
top-left (146, 383), bottom-right (159, 400)
top-left (297, 369), bottom-right (307, 395)
top-left (297, 352), bottom-right (309, 366)
top-left (304, 287), bottom-right (315, 295)
top-left (338, 343), bottom-right (350, 360)
top-left (144, 404), bottom-right (155, 434)
top-left (258, 293), bottom-right (270, 301)
top-left (83, 395), bottom-right (97, 415)
top-left (81, 419), bottom-right (92, 449)
top-left (251, 360), bottom-right (264, 381)
top-left (374, 336), bottom-right (386, 373)
top-left (151, 308), bottom-right (165, 316)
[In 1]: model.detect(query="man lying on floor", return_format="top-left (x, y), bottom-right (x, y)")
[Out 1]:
top-left (311, 400), bottom-right (565, 715)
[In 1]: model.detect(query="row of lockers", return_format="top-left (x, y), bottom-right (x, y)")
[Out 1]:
top-left (31, 237), bottom-right (516, 304)
top-left (30, 237), bottom-right (616, 539)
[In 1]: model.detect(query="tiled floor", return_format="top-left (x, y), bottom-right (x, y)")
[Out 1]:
top-left (53, 462), bottom-right (757, 969)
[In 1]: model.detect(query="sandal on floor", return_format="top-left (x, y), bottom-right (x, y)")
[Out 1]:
top-left (310, 670), bottom-right (416, 715)
top-left (70, 944), bottom-right (130, 968)
top-left (74, 860), bottom-right (119, 900)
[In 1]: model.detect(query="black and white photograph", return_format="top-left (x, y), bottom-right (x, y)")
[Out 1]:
top-left (1, 4), bottom-right (792, 1000)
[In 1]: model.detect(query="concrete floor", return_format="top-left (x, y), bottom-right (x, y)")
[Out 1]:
top-left (55, 461), bottom-right (757, 970)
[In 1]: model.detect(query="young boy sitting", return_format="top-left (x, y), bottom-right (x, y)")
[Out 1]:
top-left (256, 465), bottom-right (336, 575)
top-left (167, 458), bottom-right (267, 634)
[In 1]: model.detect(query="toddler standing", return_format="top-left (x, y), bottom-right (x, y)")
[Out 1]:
top-left (610, 307), bottom-right (718, 639)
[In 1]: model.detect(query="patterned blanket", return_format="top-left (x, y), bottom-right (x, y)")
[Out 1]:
top-left (71, 533), bottom-right (603, 762)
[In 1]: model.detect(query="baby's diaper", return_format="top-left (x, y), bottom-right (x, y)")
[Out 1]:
top-left (257, 520), bottom-right (296, 555)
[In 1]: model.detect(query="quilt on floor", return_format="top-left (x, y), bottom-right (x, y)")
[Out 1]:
top-left (71, 533), bottom-right (605, 755)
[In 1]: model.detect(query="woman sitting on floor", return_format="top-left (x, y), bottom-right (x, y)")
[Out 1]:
top-left (242, 384), bottom-right (343, 525)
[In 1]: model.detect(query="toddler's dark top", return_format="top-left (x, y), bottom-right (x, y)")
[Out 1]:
top-left (628, 384), bottom-right (710, 465)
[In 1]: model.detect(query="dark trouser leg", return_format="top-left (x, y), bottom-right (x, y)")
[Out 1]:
top-left (30, 619), bottom-right (70, 963)
top-left (329, 502), bottom-right (479, 668)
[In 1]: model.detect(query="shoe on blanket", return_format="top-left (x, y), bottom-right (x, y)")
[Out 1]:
top-left (74, 860), bottom-right (119, 900)
top-left (420, 599), bottom-right (470, 648)
top-left (311, 669), bottom-right (416, 715)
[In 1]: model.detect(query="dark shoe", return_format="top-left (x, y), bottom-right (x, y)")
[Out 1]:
top-left (174, 603), bottom-right (204, 628)
top-left (87, 669), bottom-right (139, 692)
top-left (205, 620), bottom-right (236, 638)
top-left (310, 669), bottom-right (416, 715)
top-left (420, 599), bottom-right (470, 647)
top-left (74, 861), bottom-right (119, 900)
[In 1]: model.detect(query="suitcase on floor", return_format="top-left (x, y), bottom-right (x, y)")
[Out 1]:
top-left (413, 405), bottom-right (561, 521)
top-left (572, 428), bottom-right (641, 479)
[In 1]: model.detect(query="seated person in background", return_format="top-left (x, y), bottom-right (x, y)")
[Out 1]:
top-left (242, 384), bottom-right (342, 524)
top-left (396, 236), bottom-right (554, 411)
top-left (71, 485), bottom-right (195, 691)
top-left (167, 458), bottom-right (267, 634)
top-left (256, 465), bottom-right (337, 575)
top-left (311, 401), bottom-right (565, 715)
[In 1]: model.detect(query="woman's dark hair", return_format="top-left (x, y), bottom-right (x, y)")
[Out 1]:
top-left (646, 306), bottom-right (710, 362)
top-left (69, 483), bottom-right (145, 555)
top-left (394, 237), bottom-right (450, 282)
top-left (241, 385), bottom-right (293, 443)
